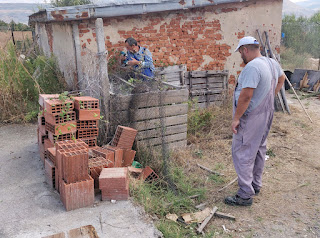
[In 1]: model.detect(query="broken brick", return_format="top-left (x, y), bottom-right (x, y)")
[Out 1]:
top-left (139, 166), bottom-right (159, 182)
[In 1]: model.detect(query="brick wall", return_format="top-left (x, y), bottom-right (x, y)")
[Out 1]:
top-left (36, 0), bottom-right (282, 89)
top-left (77, 0), bottom-right (282, 87)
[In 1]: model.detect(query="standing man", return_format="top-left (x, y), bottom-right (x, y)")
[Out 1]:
top-left (125, 37), bottom-right (155, 79)
top-left (225, 36), bottom-right (285, 206)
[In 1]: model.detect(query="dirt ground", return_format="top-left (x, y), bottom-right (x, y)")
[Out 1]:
top-left (0, 124), bottom-right (162, 238)
top-left (179, 92), bottom-right (320, 237)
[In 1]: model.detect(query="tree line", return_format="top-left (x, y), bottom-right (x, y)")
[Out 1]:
top-left (282, 12), bottom-right (320, 58)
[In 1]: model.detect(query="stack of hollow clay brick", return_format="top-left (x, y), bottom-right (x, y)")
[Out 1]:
top-left (56, 140), bottom-right (94, 211)
top-left (73, 96), bottom-right (100, 148)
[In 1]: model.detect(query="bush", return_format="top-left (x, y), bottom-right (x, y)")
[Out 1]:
top-left (0, 43), bottom-right (67, 123)
top-left (280, 46), bottom-right (310, 71)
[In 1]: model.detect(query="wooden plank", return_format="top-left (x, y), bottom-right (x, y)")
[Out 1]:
top-left (185, 77), bottom-right (224, 85)
top-left (110, 89), bottom-right (188, 111)
top-left (207, 70), bottom-right (229, 75)
top-left (197, 101), bottom-right (223, 109)
top-left (133, 114), bottom-right (188, 131)
top-left (111, 103), bottom-right (188, 123)
top-left (196, 206), bottom-right (218, 234)
top-left (191, 71), bottom-right (207, 77)
top-left (187, 83), bottom-right (224, 90)
top-left (156, 65), bottom-right (185, 74)
top-left (214, 211), bottom-right (236, 221)
top-left (137, 124), bottom-right (187, 140)
top-left (42, 233), bottom-right (66, 238)
top-left (190, 89), bottom-right (224, 96)
top-left (138, 132), bottom-right (187, 146)
top-left (68, 225), bottom-right (99, 238)
top-left (194, 94), bottom-right (224, 103)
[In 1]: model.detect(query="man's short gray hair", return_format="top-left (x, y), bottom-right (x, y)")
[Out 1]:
top-left (125, 37), bottom-right (137, 46)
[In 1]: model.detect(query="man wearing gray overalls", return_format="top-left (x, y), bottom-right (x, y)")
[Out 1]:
top-left (225, 36), bottom-right (285, 206)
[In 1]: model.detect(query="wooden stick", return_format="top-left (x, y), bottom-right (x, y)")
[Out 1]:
top-left (111, 74), bottom-right (135, 87)
top-left (197, 163), bottom-right (223, 176)
top-left (264, 31), bottom-right (312, 122)
top-left (196, 206), bottom-right (218, 234)
top-left (214, 211), bottom-right (236, 221)
top-left (218, 177), bottom-right (237, 192)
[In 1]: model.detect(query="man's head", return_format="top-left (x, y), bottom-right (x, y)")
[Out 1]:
top-left (125, 37), bottom-right (139, 53)
top-left (235, 36), bottom-right (260, 64)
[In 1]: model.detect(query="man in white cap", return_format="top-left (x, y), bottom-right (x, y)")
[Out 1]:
top-left (224, 36), bottom-right (285, 206)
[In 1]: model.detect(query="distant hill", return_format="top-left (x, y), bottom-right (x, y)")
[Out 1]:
top-left (283, 0), bottom-right (316, 18)
top-left (294, 0), bottom-right (320, 11)
top-left (0, 3), bottom-right (47, 25)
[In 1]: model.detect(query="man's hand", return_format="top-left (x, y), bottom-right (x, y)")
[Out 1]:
top-left (231, 119), bottom-right (240, 134)
top-left (127, 58), bottom-right (140, 66)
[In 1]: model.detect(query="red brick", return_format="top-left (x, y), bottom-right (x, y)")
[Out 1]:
top-left (73, 96), bottom-right (99, 110)
top-left (38, 115), bottom-right (47, 135)
top-left (44, 138), bottom-right (54, 151)
top-left (45, 121), bottom-right (77, 135)
top-left (47, 147), bottom-right (56, 164)
top-left (77, 128), bottom-right (98, 139)
top-left (105, 146), bottom-right (123, 167)
top-left (99, 168), bottom-right (129, 201)
top-left (39, 94), bottom-right (59, 107)
top-left (44, 158), bottom-right (55, 189)
top-left (60, 175), bottom-right (94, 211)
top-left (139, 166), bottom-right (159, 182)
top-left (75, 109), bottom-right (100, 120)
top-left (122, 150), bottom-right (136, 167)
top-left (80, 137), bottom-right (97, 148)
top-left (92, 147), bottom-right (114, 164)
top-left (110, 126), bottom-right (137, 150)
top-left (77, 120), bottom-right (99, 129)
top-left (89, 156), bottom-right (114, 188)
top-left (44, 98), bottom-right (74, 115)
top-left (48, 131), bottom-right (76, 144)
top-left (44, 111), bottom-right (76, 125)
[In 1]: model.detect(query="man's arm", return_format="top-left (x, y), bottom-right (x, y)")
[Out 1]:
top-left (141, 49), bottom-right (155, 71)
top-left (232, 88), bottom-right (254, 134)
top-left (275, 74), bottom-right (285, 95)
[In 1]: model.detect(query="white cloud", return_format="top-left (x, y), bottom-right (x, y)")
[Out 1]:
top-left (0, 0), bottom-right (46, 3)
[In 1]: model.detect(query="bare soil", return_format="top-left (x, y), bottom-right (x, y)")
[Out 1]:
top-left (175, 92), bottom-right (320, 237)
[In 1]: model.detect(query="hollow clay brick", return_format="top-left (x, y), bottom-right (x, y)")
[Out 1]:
top-left (80, 137), bottom-right (97, 148)
top-left (110, 126), bottom-right (137, 150)
top-left (89, 156), bottom-right (114, 188)
top-left (44, 111), bottom-right (76, 125)
top-left (47, 147), bottom-right (56, 164)
top-left (77, 120), bottom-right (99, 130)
top-left (75, 109), bottom-right (100, 121)
top-left (139, 166), bottom-right (159, 182)
top-left (104, 146), bottom-right (123, 167)
top-left (77, 128), bottom-right (98, 139)
top-left (122, 150), bottom-right (136, 167)
top-left (73, 96), bottom-right (99, 110)
top-left (44, 158), bottom-right (55, 189)
top-left (60, 175), bottom-right (94, 211)
top-left (45, 121), bottom-right (77, 136)
top-left (44, 98), bottom-right (74, 115)
top-left (39, 94), bottom-right (59, 108)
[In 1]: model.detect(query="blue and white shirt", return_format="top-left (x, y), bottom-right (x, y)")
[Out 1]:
top-left (126, 46), bottom-right (155, 74)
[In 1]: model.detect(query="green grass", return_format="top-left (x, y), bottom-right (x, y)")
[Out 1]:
top-left (131, 164), bottom-right (207, 237)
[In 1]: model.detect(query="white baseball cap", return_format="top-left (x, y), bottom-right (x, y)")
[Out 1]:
top-left (234, 36), bottom-right (259, 52)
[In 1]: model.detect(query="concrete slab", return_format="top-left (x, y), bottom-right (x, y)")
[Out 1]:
top-left (0, 124), bottom-right (162, 238)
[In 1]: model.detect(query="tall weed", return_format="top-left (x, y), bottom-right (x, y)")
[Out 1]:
top-left (0, 42), bottom-right (66, 122)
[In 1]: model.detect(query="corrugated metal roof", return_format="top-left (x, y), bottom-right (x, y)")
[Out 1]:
top-left (29, 0), bottom-right (247, 24)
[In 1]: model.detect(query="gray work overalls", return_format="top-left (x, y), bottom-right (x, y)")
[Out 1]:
top-left (232, 58), bottom-right (277, 199)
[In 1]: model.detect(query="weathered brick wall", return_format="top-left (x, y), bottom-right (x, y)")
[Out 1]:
top-left (77, 0), bottom-right (283, 88)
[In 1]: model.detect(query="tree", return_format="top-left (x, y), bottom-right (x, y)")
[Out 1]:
top-left (50, 0), bottom-right (92, 7)
top-left (282, 12), bottom-right (320, 58)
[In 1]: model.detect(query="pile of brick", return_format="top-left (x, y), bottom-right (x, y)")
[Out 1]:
top-left (37, 94), bottom-right (159, 210)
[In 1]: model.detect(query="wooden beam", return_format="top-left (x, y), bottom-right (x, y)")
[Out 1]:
top-left (196, 206), bottom-right (218, 234)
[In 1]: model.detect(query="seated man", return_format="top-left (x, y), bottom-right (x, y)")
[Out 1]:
top-left (125, 37), bottom-right (155, 79)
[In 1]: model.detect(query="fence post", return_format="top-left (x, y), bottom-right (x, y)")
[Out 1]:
top-left (95, 18), bottom-right (110, 144)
